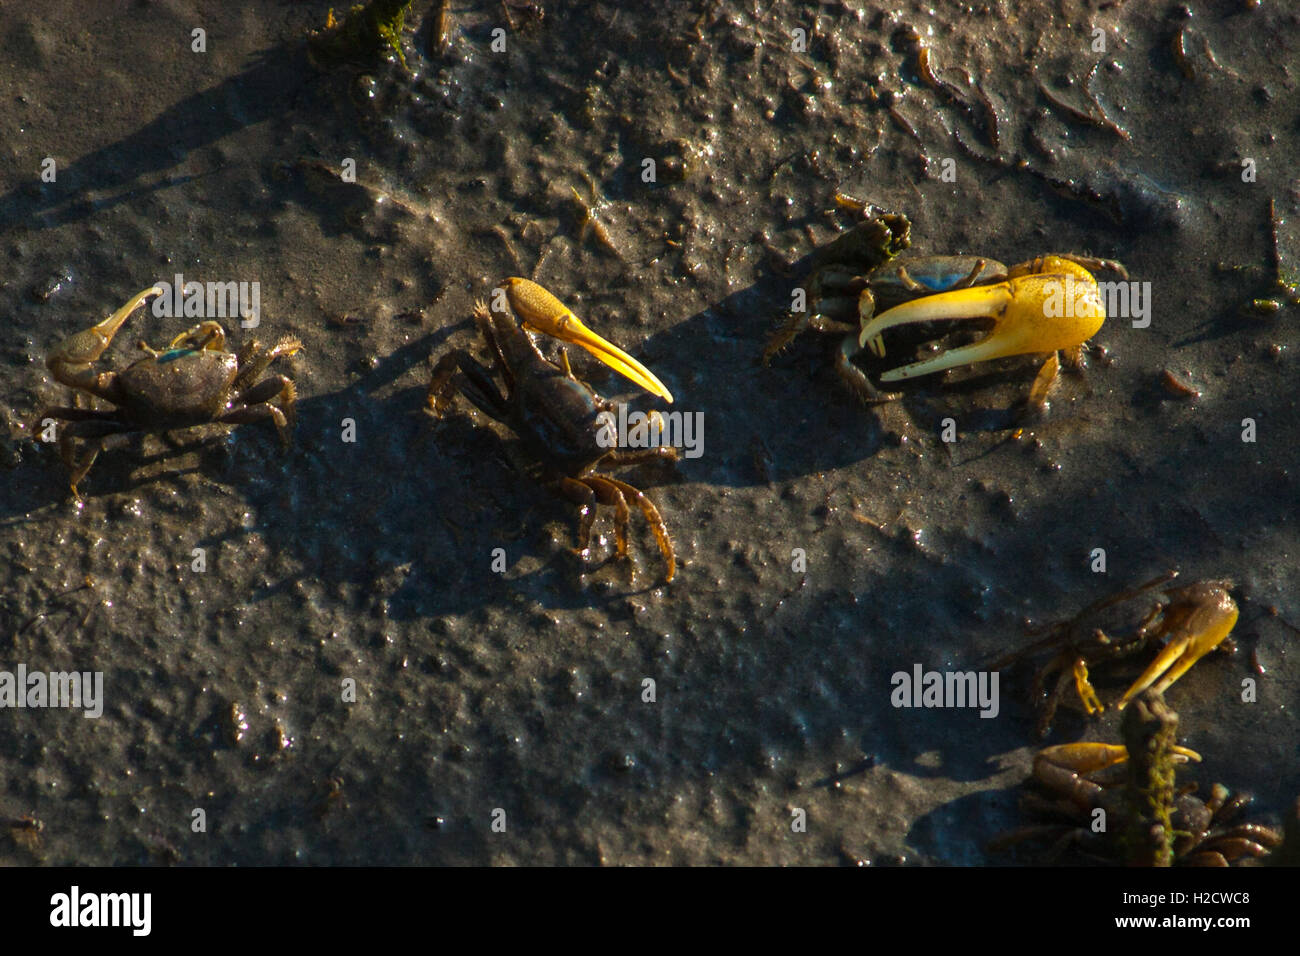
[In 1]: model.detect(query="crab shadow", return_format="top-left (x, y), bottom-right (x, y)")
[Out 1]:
top-left (0, 39), bottom-right (328, 235)
top-left (175, 326), bottom-right (688, 619)
top-left (907, 789), bottom-right (1024, 866)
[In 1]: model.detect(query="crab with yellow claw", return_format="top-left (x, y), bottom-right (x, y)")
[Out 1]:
top-left (990, 571), bottom-right (1240, 738)
top-left (990, 691), bottom-right (1281, 866)
top-left (764, 206), bottom-right (1127, 408)
top-left (426, 278), bottom-right (678, 583)
top-left (39, 286), bottom-right (302, 496)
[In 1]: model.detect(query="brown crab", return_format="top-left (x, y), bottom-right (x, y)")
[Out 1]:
top-left (426, 279), bottom-right (678, 582)
top-left (39, 286), bottom-right (302, 495)
top-left (990, 571), bottom-right (1239, 737)
top-left (990, 691), bottom-right (1282, 866)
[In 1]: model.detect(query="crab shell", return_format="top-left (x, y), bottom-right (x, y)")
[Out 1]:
top-left (114, 348), bottom-right (241, 427)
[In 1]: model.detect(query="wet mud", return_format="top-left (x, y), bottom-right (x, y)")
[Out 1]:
top-left (0, 0), bottom-right (1297, 864)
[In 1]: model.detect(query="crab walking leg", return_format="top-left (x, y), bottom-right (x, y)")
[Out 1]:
top-left (836, 333), bottom-right (902, 403)
top-left (583, 475), bottom-right (632, 559)
top-left (1116, 588), bottom-right (1239, 710)
top-left (1018, 254), bottom-right (1129, 282)
top-left (599, 475), bottom-right (675, 583)
top-left (858, 266), bottom-right (1106, 383)
top-left (223, 375), bottom-right (298, 445)
top-left (46, 286), bottom-right (164, 393)
top-left (503, 277), bottom-right (674, 403)
top-left (558, 477), bottom-right (600, 559)
top-left (232, 336), bottom-right (304, 392)
top-left (1026, 352), bottom-right (1061, 407)
top-left (1071, 658), bottom-right (1104, 716)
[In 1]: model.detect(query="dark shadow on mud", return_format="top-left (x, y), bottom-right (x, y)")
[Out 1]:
top-left (909, 789), bottom-right (1018, 866)
top-left (0, 45), bottom-right (323, 234)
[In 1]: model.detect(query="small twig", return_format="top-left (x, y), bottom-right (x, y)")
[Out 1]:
top-left (569, 186), bottom-right (624, 260)
top-left (431, 0), bottom-right (453, 57)
top-left (1037, 70), bottom-right (1129, 140)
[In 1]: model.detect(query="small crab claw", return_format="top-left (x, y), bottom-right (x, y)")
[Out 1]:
top-left (167, 321), bottom-right (227, 353)
top-left (1036, 742), bottom-right (1131, 777)
top-left (858, 259), bottom-right (1105, 383)
top-left (1036, 741), bottom-right (1201, 777)
top-left (503, 277), bottom-right (674, 403)
top-left (47, 286), bottom-right (164, 392)
top-left (1116, 585), bottom-right (1238, 710)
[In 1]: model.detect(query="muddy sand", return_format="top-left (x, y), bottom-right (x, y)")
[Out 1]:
top-left (0, 0), bottom-right (1296, 865)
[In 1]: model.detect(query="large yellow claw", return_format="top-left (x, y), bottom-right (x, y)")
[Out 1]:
top-left (1116, 583), bottom-right (1238, 710)
top-left (48, 287), bottom-right (163, 370)
top-left (858, 257), bottom-right (1105, 382)
top-left (503, 277), bottom-right (674, 403)
top-left (47, 286), bottom-right (164, 391)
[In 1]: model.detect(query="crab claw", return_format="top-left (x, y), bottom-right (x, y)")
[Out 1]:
top-left (1116, 583), bottom-right (1238, 710)
top-left (47, 286), bottom-right (163, 393)
top-left (48, 286), bottom-right (163, 369)
top-left (167, 321), bottom-right (227, 353)
top-left (1072, 658), bottom-right (1104, 716)
top-left (1036, 741), bottom-right (1201, 777)
top-left (503, 277), bottom-right (674, 403)
top-left (857, 258), bottom-right (1105, 383)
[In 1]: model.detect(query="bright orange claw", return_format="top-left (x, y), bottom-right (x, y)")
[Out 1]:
top-left (503, 277), bottom-right (674, 403)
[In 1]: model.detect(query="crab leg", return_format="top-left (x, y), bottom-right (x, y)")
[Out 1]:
top-left (583, 475), bottom-right (632, 559)
top-left (858, 262), bottom-right (1106, 383)
top-left (599, 474), bottom-right (676, 583)
top-left (503, 277), bottom-right (674, 403)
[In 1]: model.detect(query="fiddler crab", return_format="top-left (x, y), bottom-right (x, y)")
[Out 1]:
top-left (426, 277), bottom-right (678, 583)
top-left (990, 571), bottom-right (1239, 738)
top-left (764, 201), bottom-right (1127, 408)
top-left (991, 690), bottom-right (1281, 866)
top-left (39, 286), bottom-right (302, 496)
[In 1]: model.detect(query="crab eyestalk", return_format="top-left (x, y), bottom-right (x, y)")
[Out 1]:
top-left (47, 286), bottom-right (163, 390)
top-left (503, 277), bottom-right (674, 403)
top-left (857, 258), bottom-right (1106, 383)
